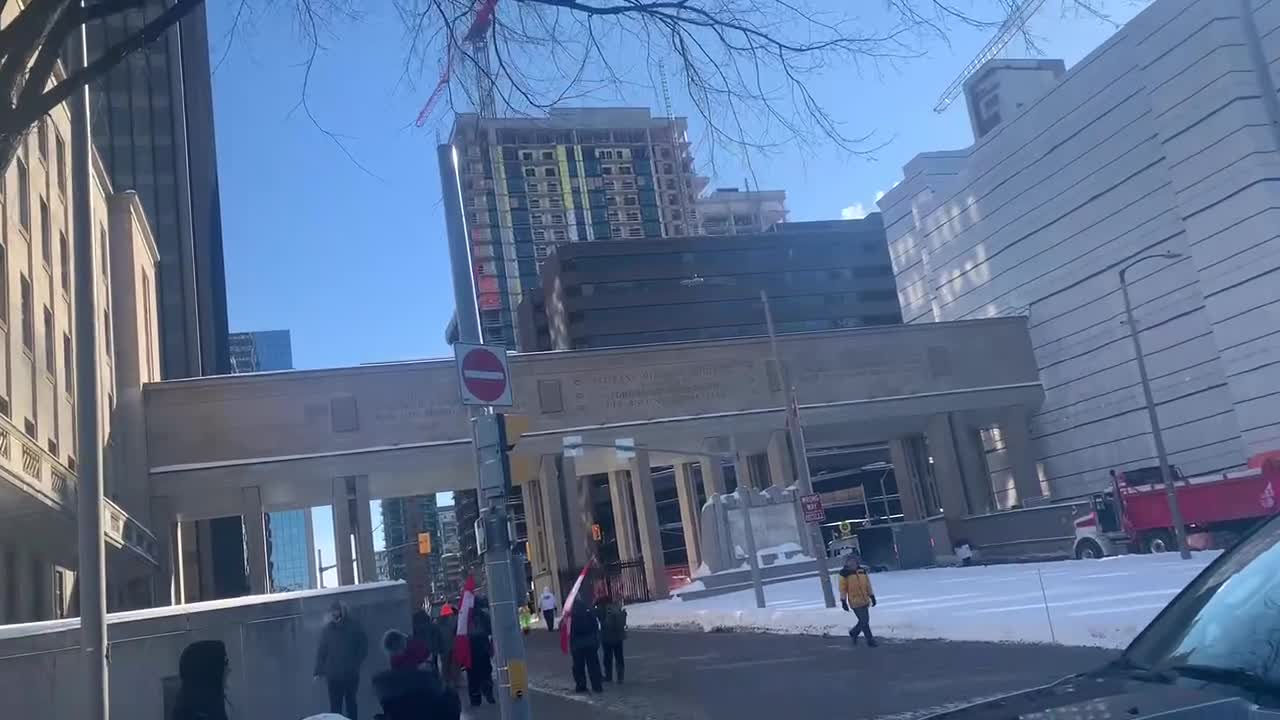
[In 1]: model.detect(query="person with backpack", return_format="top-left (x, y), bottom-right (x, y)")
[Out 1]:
top-left (595, 595), bottom-right (628, 684)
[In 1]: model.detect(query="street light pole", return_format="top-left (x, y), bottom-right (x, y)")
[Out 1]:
top-left (1119, 253), bottom-right (1191, 560)
top-left (760, 291), bottom-right (837, 609)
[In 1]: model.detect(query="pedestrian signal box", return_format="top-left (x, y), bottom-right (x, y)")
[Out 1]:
top-left (591, 523), bottom-right (603, 542)
top-left (417, 532), bottom-right (432, 555)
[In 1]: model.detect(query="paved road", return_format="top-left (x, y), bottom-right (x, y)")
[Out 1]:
top-left (463, 629), bottom-right (1116, 719)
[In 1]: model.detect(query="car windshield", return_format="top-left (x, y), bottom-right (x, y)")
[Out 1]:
top-left (1126, 516), bottom-right (1280, 684)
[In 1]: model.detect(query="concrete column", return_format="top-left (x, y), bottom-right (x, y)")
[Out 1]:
top-left (521, 479), bottom-right (547, 578)
top-left (629, 449), bottom-right (668, 599)
top-left (766, 431), bottom-right (795, 488)
top-left (538, 456), bottom-right (569, 599)
top-left (13, 545), bottom-right (33, 622)
top-left (195, 520), bottom-right (216, 601)
top-left (0, 541), bottom-right (8, 622)
top-left (152, 496), bottom-right (185, 605)
top-left (733, 452), bottom-right (754, 493)
top-left (889, 436), bottom-right (926, 521)
top-left (926, 414), bottom-right (990, 519)
top-left (699, 456), bottom-right (727, 497)
top-left (241, 487), bottom-right (269, 595)
top-left (673, 462), bottom-right (703, 572)
top-left (608, 470), bottom-right (639, 561)
top-left (332, 477), bottom-right (356, 586)
top-left (1002, 407), bottom-right (1043, 506)
top-left (352, 476), bottom-right (377, 583)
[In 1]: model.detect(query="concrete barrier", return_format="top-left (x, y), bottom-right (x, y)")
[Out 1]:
top-left (0, 582), bottom-right (410, 720)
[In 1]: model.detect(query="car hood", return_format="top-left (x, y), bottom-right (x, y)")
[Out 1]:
top-left (927, 672), bottom-right (1280, 720)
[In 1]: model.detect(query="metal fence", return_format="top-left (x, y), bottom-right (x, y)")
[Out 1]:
top-left (558, 559), bottom-right (651, 604)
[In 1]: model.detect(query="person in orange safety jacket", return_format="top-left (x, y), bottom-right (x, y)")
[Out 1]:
top-left (838, 552), bottom-right (877, 647)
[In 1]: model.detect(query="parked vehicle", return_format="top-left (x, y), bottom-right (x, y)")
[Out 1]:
top-left (929, 513), bottom-right (1280, 719)
top-left (1072, 452), bottom-right (1280, 558)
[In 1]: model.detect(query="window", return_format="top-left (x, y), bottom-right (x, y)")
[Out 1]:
top-left (521, 151), bottom-right (533, 161)
top-left (626, 210), bottom-right (640, 222)
top-left (619, 165), bottom-right (633, 175)
top-left (43, 307), bottom-right (54, 375)
top-left (552, 228), bottom-right (567, 241)
top-left (103, 309), bottom-right (112, 358)
top-left (547, 181), bottom-right (559, 192)
top-left (37, 119), bottom-right (49, 162)
top-left (20, 275), bottom-right (33, 351)
top-left (17, 157), bottom-right (31, 232)
top-left (542, 150), bottom-right (554, 160)
top-left (665, 178), bottom-right (676, 190)
top-left (667, 193), bottom-right (678, 205)
top-left (626, 226), bottom-right (644, 238)
top-left (549, 196), bottom-right (563, 209)
top-left (535, 245), bottom-right (551, 259)
top-left (532, 229), bottom-right (546, 241)
top-left (623, 195), bottom-right (638, 207)
top-left (660, 147), bottom-right (672, 159)
top-left (55, 133), bottom-right (66, 195)
top-left (671, 209), bottom-right (683, 220)
top-left (610, 226), bottom-right (622, 238)
top-left (99, 227), bottom-right (108, 279)
top-left (526, 181), bottom-right (539, 192)
top-left (607, 210), bottom-right (619, 222)
top-left (601, 166), bottom-right (614, 176)
top-left (40, 198), bottom-right (51, 264)
top-left (603, 180), bottom-right (615, 190)
top-left (543, 167), bottom-right (557, 177)
top-left (531, 214), bottom-right (544, 225)
top-left (63, 334), bottom-right (73, 393)
top-left (606, 196), bottom-right (618, 207)
top-left (58, 232), bottom-right (69, 290)
top-left (662, 163), bottom-right (673, 174)
top-left (524, 168), bottom-right (537, 178)
top-left (529, 198), bottom-right (541, 209)
top-left (550, 213), bottom-right (564, 224)
top-left (621, 179), bottom-right (635, 190)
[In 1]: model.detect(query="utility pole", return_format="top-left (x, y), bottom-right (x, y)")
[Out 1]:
top-left (441, 143), bottom-right (532, 719)
top-left (70, 19), bottom-right (109, 720)
top-left (1119, 254), bottom-right (1191, 560)
top-left (316, 549), bottom-right (337, 589)
top-left (761, 291), bottom-right (837, 608)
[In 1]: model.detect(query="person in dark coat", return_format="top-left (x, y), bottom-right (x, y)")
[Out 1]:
top-left (314, 601), bottom-right (369, 718)
top-left (394, 609), bottom-right (438, 673)
top-left (570, 594), bottom-right (604, 693)
top-left (371, 665), bottom-right (462, 720)
top-left (172, 640), bottom-right (229, 720)
top-left (595, 595), bottom-right (628, 684)
top-left (467, 597), bottom-right (497, 707)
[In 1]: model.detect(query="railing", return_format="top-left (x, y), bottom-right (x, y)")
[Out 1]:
top-left (0, 416), bottom-right (158, 566)
top-left (558, 559), bottom-right (652, 605)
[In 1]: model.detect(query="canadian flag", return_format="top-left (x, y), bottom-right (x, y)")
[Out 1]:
top-left (559, 560), bottom-right (594, 655)
top-left (454, 576), bottom-right (477, 669)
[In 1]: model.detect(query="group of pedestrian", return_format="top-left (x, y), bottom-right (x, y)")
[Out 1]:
top-left (566, 591), bottom-right (628, 693)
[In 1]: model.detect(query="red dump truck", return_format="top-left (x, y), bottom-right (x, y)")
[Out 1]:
top-left (1072, 452), bottom-right (1280, 558)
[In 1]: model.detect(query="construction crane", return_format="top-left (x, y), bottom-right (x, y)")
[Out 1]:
top-left (933, 0), bottom-right (1048, 113)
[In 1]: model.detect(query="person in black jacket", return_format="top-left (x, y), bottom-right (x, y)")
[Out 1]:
top-left (595, 595), bottom-right (628, 684)
top-left (467, 597), bottom-right (496, 707)
top-left (371, 665), bottom-right (462, 720)
top-left (172, 640), bottom-right (229, 720)
top-left (314, 601), bottom-right (369, 718)
top-left (569, 594), bottom-right (604, 693)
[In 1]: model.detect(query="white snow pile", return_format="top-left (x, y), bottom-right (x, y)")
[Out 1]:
top-left (632, 553), bottom-right (1218, 649)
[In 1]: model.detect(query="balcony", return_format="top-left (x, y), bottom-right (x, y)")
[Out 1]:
top-left (0, 419), bottom-right (158, 568)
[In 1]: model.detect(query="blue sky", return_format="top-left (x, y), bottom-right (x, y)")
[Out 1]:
top-left (204, 1), bottom-right (1145, 585)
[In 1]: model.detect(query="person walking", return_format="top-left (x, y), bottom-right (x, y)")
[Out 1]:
top-left (395, 609), bottom-right (438, 673)
top-left (569, 594), bottom-right (604, 693)
top-left (172, 640), bottom-right (230, 720)
top-left (436, 603), bottom-right (459, 688)
top-left (839, 553), bottom-right (878, 647)
top-left (466, 596), bottom-right (497, 707)
top-left (539, 586), bottom-right (558, 632)
top-left (596, 595), bottom-right (628, 684)
top-left (314, 601), bottom-right (369, 718)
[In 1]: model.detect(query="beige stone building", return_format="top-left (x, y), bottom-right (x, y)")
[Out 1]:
top-left (0, 101), bottom-right (162, 622)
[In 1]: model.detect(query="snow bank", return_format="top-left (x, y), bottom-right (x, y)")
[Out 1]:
top-left (637, 553), bottom-right (1218, 649)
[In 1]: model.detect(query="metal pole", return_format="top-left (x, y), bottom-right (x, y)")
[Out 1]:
top-left (760, 292), bottom-right (837, 608)
top-left (443, 142), bottom-right (530, 719)
top-left (1119, 255), bottom-right (1191, 560)
top-left (70, 18), bottom-right (108, 720)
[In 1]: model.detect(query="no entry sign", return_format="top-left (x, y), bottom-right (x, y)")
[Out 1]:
top-left (454, 342), bottom-right (513, 406)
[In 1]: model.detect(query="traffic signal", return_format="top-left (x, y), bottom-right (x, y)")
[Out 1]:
top-left (418, 532), bottom-right (432, 555)
top-left (591, 523), bottom-right (603, 542)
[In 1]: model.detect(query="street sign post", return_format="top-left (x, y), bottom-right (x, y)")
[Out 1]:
top-left (801, 493), bottom-right (827, 524)
top-left (455, 342), bottom-right (513, 406)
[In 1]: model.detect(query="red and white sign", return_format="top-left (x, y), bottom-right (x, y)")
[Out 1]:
top-left (800, 493), bottom-right (826, 524)
top-left (455, 342), bottom-right (513, 406)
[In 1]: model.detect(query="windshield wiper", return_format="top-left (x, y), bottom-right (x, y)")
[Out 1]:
top-left (1164, 664), bottom-right (1280, 698)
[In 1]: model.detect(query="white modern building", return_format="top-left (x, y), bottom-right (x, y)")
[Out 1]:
top-left (881, 0), bottom-right (1280, 502)
top-left (694, 187), bottom-right (788, 235)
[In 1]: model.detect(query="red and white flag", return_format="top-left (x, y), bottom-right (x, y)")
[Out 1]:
top-left (559, 560), bottom-right (593, 655)
top-left (454, 576), bottom-right (477, 669)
